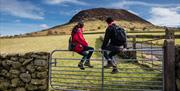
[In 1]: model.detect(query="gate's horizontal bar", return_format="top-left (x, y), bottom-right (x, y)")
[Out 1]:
top-left (51, 84), bottom-right (102, 90)
top-left (50, 58), bottom-right (163, 62)
top-left (51, 79), bottom-right (163, 84)
top-left (51, 58), bottom-right (102, 61)
top-left (51, 77), bottom-right (102, 82)
top-left (51, 77), bottom-right (163, 83)
top-left (51, 69), bottom-right (162, 74)
top-left (51, 84), bottom-right (162, 91)
top-left (51, 49), bottom-right (163, 53)
top-left (134, 47), bottom-right (163, 48)
top-left (105, 83), bottom-right (163, 88)
top-left (51, 74), bottom-right (163, 79)
top-left (51, 81), bottom-right (162, 88)
top-left (105, 80), bottom-right (163, 84)
top-left (51, 66), bottom-right (162, 70)
top-left (50, 88), bottom-right (84, 91)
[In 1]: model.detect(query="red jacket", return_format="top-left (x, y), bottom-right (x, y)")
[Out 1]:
top-left (72, 28), bottom-right (88, 53)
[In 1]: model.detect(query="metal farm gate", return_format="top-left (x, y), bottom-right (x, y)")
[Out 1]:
top-left (49, 48), bottom-right (164, 91)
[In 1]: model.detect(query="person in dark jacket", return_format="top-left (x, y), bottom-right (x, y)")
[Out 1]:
top-left (71, 21), bottom-right (94, 70)
top-left (101, 17), bottom-right (127, 74)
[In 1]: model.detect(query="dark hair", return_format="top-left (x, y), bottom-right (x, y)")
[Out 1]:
top-left (77, 21), bottom-right (84, 28)
top-left (71, 21), bottom-right (84, 35)
top-left (71, 25), bottom-right (78, 35)
top-left (106, 17), bottom-right (114, 24)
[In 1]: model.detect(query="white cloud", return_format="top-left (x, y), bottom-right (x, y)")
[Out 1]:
top-left (45, 0), bottom-right (89, 6)
top-left (59, 9), bottom-right (80, 16)
top-left (40, 24), bottom-right (49, 29)
top-left (109, 1), bottom-right (180, 9)
top-left (128, 10), bottom-right (139, 16)
top-left (0, 0), bottom-right (44, 20)
top-left (148, 7), bottom-right (180, 27)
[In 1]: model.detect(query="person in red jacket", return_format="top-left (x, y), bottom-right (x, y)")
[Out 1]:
top-left (71, 21), bottom-right (94, 70)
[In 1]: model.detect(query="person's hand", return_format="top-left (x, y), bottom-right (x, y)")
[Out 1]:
top-left (122, 48), bottom-right (127, 52)
top-left (98, 49), bottom-right (101, 52)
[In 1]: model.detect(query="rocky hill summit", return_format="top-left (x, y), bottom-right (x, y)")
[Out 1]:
top-left (69, 8), bottom-right (152, 24)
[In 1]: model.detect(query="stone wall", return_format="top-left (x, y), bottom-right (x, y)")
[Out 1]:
top-left (0, 52), bottom-right (49, 91)
top-left (176, 45), bottom-right (180, 91)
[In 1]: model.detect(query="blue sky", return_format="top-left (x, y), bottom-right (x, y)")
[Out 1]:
top-left (0, 0), bottom-right (180, 36)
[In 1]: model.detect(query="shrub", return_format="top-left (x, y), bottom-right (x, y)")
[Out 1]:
top-left (97, 26), bottom-right (101, 29)
top-left (47, 31), bottom-right (53, 35)
top-left (54, 31), bottom-right (58, 35)
top-left (130, 27), bottom-right (135, 31)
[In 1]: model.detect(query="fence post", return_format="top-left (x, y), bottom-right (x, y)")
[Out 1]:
top-left (165, 28), bottom-right (174, 39)
top-left (132, 36), bottom-right (137, 60)
top-left (164, 27), bottom-right (175, 91)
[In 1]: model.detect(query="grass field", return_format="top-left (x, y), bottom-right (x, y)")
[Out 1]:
top-left (0, 34), bottom-right (103, 54)
top-left (50, 52), bottom-right (163, 91)
top-left (128, 32), bottom-right (180, 35)
top-left (128, 38), bottom-right (180, 46)
top-left (0, 33), bottom-right (165, 91)
top-left (1, 33), bottom-right (179, 54)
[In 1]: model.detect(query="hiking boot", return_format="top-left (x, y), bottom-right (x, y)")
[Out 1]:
top-left (78, 62), bottom-right (85, 70)
top-left (84, 62), bottom-right (93, 68)
top-left (111, 68), bottom-right (119, 74)
top-left (104, 61), bottom-right (116, 68)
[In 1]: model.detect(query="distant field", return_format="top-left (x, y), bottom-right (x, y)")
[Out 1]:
top-left (128, 38), bottom-right (180, 46)
top-left (0, 34), bottom-right (103, 54)
top-left (1, 33), bottom-right (179, 54)
top-left (128, 32), bottom-right (180, 36)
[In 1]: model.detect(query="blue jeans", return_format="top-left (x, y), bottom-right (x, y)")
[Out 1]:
top-left (102, 45), bottom-right (122, 61)
top-left (79, 46), bottom-right (94, 63)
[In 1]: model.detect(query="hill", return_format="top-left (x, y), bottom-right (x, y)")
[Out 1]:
top-left (69, 8), bottom-right (152, 24)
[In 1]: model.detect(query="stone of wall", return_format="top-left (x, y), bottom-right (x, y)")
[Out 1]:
top-left (0, 52), bottom-right (49, 91)
top-left (176, 45), bottom-right (180, 91)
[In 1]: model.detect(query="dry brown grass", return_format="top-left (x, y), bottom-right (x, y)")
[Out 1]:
top-left (30, 20), bottom-right (159, 36)
top-left (0, 34), bottom-right (102, 54)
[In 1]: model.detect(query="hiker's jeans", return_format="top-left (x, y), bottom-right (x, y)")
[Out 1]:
top-left (79, 46), bottom-right (94, 63)
top-left (102, 45), bottom-right (123, 62)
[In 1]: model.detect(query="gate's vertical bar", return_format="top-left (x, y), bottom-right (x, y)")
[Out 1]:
top-left (49, 51), bottom-right (53, 90)
top-left (141, 38), bottom-right (143, 64)
top-left (102, 51), bottom-right (104, 91)
top-left (151, 35), bottom-right (153, 68)
top-left (164, 28), bottom-right (175, 91)
top-left (132, 35), bottom-right (137, 61)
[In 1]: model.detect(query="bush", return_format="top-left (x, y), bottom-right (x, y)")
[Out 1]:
top-left (59, 32), bottom-right (66, 35)
top-left (143, 27), bottom-right (149, 31)
top-left (89, 29), bottom-right (96, 31)
top-left (130, 27), bottom-right (135, 31)
top-left (97, 26), bottom-right (101, 29)
top-left (47, 31), bottom-right (53, 35)
top-left (54, 31), bottom-right (58, 34)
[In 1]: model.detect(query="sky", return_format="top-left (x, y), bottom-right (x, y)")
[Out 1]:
top-left (0, 0), bottom-right (180, 36)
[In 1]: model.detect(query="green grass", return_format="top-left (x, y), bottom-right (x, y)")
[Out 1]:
top-left (0, 34), bottom-right (103, 54)
top-left (0, 33), bottom-right (164, 91)
top-left (49, 56), bottom-right (163, 91)
top-left (49, 47), bottom-right (163, 91)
